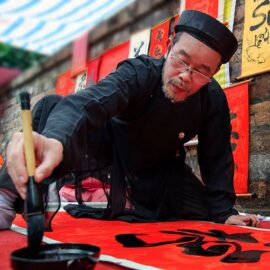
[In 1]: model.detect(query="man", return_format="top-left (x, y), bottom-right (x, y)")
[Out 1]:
top-left (1, 10), bottom-right (259, 229)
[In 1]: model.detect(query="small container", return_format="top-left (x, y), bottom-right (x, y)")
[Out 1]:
top-left (11, 243), bottom-right (100, 270)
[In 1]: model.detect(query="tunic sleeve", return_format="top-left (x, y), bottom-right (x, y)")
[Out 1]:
top-left (41, 56), bottom-right (161, 176)
top-left (198, 81), bottom-right (238, 223)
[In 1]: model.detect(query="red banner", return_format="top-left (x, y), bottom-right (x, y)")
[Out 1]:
top-left (0, 154), bottom-right (4, 169)
top-left (224, 82), bottom-right (249, 194)
top-left (148, 18), bottom-right (170, 58)
top-left (98, 41), bottom-right (130, 81)
top-left (71, 32), bottom-right (88, 77)
top-left (13, 213), bottom-right (270, 270)
top-left (86, 56), bottom-right (101, 87)
top-left (55, 70), bottom-right (75, 96)
top-left (182, 0), bottom-right (220, 18)
top-left (174, 14), bottom-right (179, 27)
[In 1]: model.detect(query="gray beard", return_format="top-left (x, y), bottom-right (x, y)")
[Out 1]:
top-left (162, 85), bottom-right (177, 103)
top-left (162, 83), bottom-right (189, 104)
top-left (161, 64), bottom-right (188, 104)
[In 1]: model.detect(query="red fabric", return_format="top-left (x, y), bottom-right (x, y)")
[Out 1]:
top-left (60, 177), bottom-right (109, 202)
top-left (0, 155), bottom-right (4, 169)
top-left (224, 83), bottom-right (249, 194)
top-left (12, 213), bottom-right (270, 269)
top-left (98, 41), bottom-right (130, 81)
top-left (259, 221), bottom-right (270, 229)
top-left (71, 32), bottom-right (88, 77)
top-left (86, 57), bottom-right (101, 86)
top-left (55, 70), bottom-right (75, 96)
top-left (184, 0), bottom-right (219, 18)
top-left (148, 18), bottom-right (170, 58)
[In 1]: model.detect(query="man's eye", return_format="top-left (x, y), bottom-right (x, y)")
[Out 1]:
top-left (194, 69), bottom-right (206, 76)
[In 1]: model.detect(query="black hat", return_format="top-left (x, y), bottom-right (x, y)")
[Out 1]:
top-left (174, 10), bottom-right (238, 63)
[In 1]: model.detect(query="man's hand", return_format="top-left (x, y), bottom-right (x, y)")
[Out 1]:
top-left (6, 131), bottom-right (63, 200)
top-left (225, 214), bottom-right (260, 227)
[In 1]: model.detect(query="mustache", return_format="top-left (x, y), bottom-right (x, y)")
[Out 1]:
top-left (168, 79), bottom-right (191, 93)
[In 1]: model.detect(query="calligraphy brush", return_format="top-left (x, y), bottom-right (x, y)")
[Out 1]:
top-left (20, 92), bottom-right (44, 251)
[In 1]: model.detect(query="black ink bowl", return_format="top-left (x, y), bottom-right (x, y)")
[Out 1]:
top-left (10, 243), bottom-right (100, 270)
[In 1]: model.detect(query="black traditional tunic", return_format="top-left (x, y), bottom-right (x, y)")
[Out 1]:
top-left (38, 55), bottom-right (238, 223)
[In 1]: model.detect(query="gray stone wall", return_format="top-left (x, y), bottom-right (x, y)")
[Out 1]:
top-left (0, 0), bottom-right (269, 212)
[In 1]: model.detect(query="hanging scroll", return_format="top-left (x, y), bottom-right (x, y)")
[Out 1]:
top-left (86, 57), bottom-right (101, 86)
top-left (55, 70), bottom-right (75, 96)
top-left (180, 0), bottom-right (224, 21)
top-left (214, 64), bottom-right (230, 89)
top-left (129, 28), bottom-right (151, 58)
top-left (98, 41), bottom-right (130, 81)
top-left (148, 18), bottom-right (170, 58)
top-left (223, 0), bottom-right (236, 31)
top-left (224, 82), bottom-right (249, 193)
top-left (241, 0), bottom-right (270, 78)
top-left (71, 32), bottom-right (88, 78)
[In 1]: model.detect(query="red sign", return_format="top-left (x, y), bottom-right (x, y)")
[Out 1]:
top-left (13, 213), bottom-right (270, 270)
top-left (55, 70), bottom-right (75, 96)
top-left (183, 0), bottom-right (219, 18)
top-left (71, 32), bottom-right (88, 77)
top-left (174, 14), bottom-right (179, 28)
top-left (86, 56), bottom-right (101, 87)
top-left (98, 41), bottom-right (130, 81)
top-left (224, 82), bottom-right (249, 193)
top-left (148, 18), bottom-right (170, 58)
top-left (0, 154), bottom-right (4, 169)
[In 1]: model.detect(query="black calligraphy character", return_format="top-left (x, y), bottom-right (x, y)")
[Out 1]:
top-left (155, 29), bottom-right (164, 42)
top-left (229, 112), bottom-right (239, 151)
top-left (88, 70), bottom-right (96, 87)
top-left (134, 41), bottom-right (144, 57)
top-left (250, 0), bottom-right (270, 31)
top-left (154, 45), bottom-right (162, 57)
top-left (246, 27), bottom-right (270, 63)
top-left (115, 229), bottom-right (269, 263)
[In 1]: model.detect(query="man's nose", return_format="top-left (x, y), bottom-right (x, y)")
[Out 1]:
top-left (178, 69), bottom-right (192, 82)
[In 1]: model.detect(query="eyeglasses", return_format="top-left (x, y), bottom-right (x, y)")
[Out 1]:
top-left (170, 53), bottom-right (212, 84)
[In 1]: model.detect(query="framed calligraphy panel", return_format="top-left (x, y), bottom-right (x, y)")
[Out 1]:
top-left (241, 0), bottom-right (270, 78)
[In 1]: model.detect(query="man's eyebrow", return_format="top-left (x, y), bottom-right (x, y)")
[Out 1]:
top-left (178, 49), bottom-right (191, 60)
top-left (177, 49), bottom-right (212, 74)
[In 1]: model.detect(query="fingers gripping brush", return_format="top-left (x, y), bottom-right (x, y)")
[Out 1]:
top-left (20, 92), bottom-right (44, 251)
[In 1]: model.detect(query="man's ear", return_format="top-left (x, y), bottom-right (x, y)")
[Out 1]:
top-left (164, 37), bottom-right (173, 59)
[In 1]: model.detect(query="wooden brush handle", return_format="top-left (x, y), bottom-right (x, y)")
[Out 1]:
top-left (20, 92), bottom-right (36, 177)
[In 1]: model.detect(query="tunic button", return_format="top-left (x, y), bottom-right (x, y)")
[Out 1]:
top-left (178, 132), bottom-right (185, 139)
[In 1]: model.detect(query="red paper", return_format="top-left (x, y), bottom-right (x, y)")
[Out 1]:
top-left (71, 32), bottom-right (88, 77)
top-left (0, 154), bottom-right (4, 169)
top-left (55, 70), bottom-right (75, 96)
top-left (86, 56), bottom-right (101, 86)
top-left (13, 213), bottom-right (270, 270)
top-left (184, 0), bottom-right (219, 18)
top-left (224, 82), bottom-right (249, 194)
top-left (98, 41), bottom-right (130, 81)
top-left (148, 19), bottom-right (170, 58)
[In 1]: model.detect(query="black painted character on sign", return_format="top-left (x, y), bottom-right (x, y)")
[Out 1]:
top-left (116, 229), bottom-right (270, 263)
top-left (246, 27), bottom-right (270, 63)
